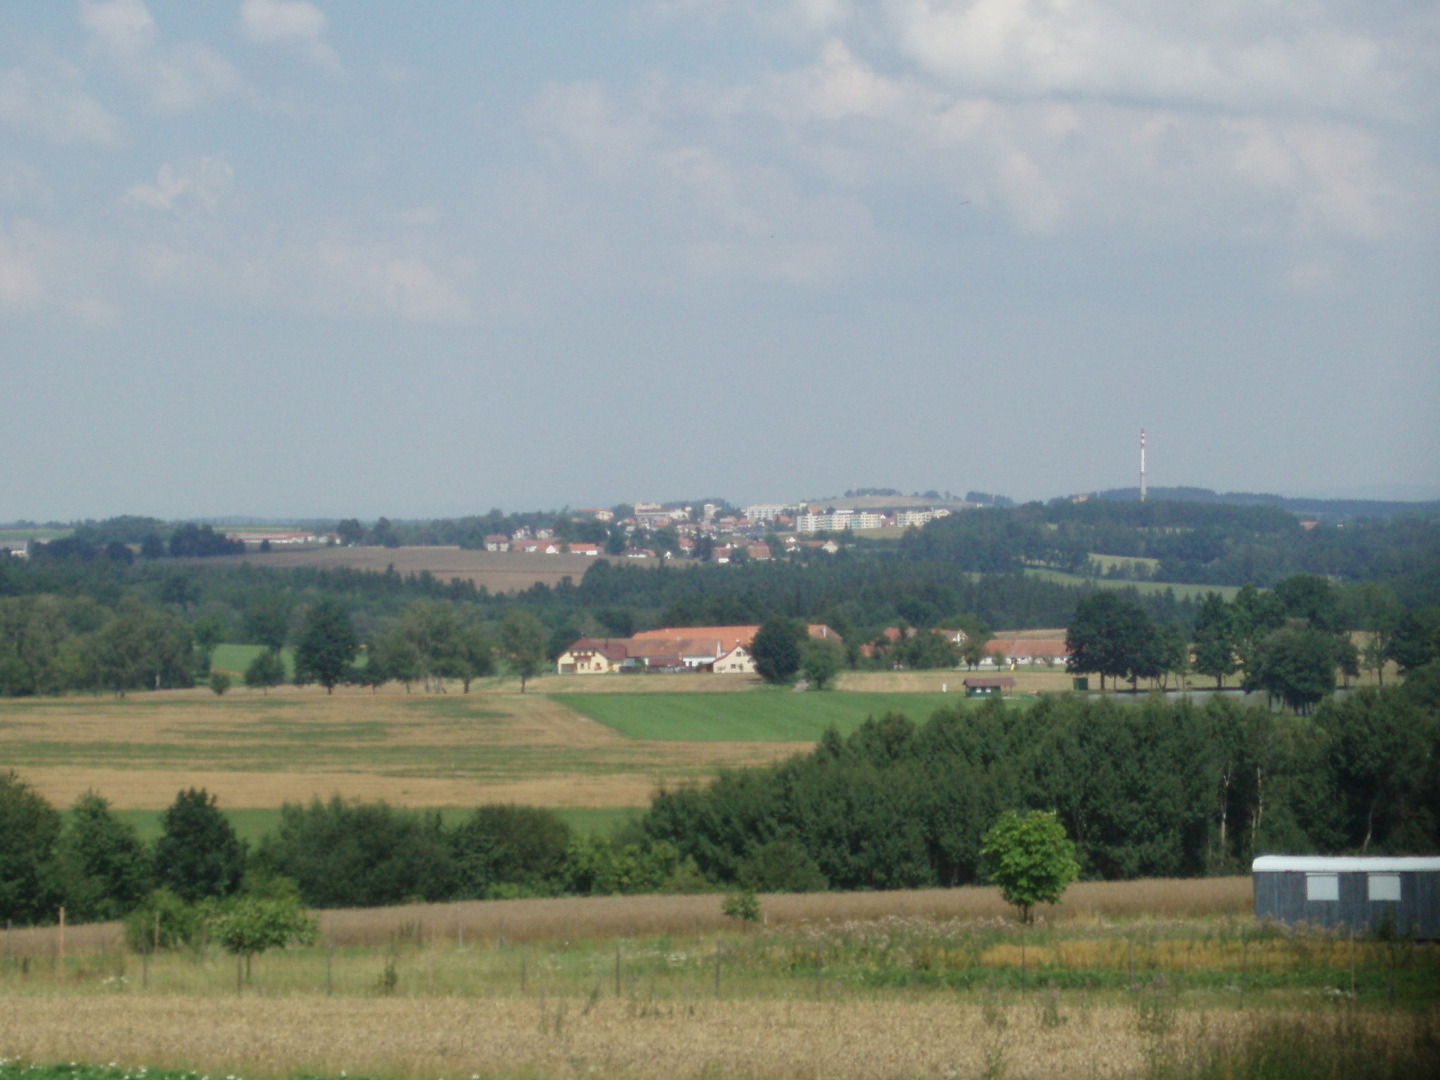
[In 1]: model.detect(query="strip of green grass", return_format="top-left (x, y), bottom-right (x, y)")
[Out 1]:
top-left (552, 690), bottom-right (960, 742)
top-left (108, 805), bottom-right (629, 845)
top-left (209, 643), bottom-right (295, 678)
top-left (1024, 568), bottom-right (1240, 601)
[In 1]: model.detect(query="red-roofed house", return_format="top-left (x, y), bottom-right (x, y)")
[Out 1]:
top-left (982, 638), bottom-right (1071, 667)
top-left (556, 638), bottom-right (633, 674)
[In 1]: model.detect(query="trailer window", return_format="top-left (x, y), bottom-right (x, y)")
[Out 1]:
top-left (1306, 873), bottom-right (1339, 901)
top-left (1368, 874), bottom-right (1401, 902)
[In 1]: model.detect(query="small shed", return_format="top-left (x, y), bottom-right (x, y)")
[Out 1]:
top-left (963, 676), bottom-right (1015, 698)
top-left (1252, 855), bottom-right (1440, 938)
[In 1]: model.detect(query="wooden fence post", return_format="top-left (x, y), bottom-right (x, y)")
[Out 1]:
top-left (57, 907), bottom-right (65, 984)
top-left (714, 941), bottom-right (722, 998)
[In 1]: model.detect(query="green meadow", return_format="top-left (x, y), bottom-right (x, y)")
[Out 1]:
top-left (208, 643), bottom-right (296, 679)
top-left (551, 690), bottom-right (962, 742)
top-left (103, 805), bottom-right (635, 844)
top-left (1024, 568), bottom-right (1241, 601)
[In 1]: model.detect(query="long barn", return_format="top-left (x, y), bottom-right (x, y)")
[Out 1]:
top-left (1252, 856), bottom-right (1440, 938)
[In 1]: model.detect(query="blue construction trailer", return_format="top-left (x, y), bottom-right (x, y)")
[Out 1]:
top-left (1252, 856), bottom-right (1440, 938)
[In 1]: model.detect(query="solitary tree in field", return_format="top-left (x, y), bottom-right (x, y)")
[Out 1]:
top-left (293, 598), bottom-right (358, 693)
top-left (209, 893), bottom-right (317, 986)
top-left (980, 810), bottom-right (1080, 923)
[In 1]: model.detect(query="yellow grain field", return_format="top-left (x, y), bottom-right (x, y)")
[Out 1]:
top-left (0, 687), bottom-right (809, 811)
top-left (3, 993), bottom-right (1431, 1080)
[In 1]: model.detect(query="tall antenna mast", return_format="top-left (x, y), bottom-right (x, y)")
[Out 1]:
top-left (1140, 428), bottom-right (1147, 502)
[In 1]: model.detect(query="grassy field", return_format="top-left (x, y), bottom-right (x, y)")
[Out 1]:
top-left (554, 690), bottom-right (962, 741)
top-left (1, 673), bottom-right (1054, 814)
top-left (0, 685), bottom-right (814, 812)
top-left (1088, 553), bottom-right (1161, 574)
top-left (207, 645), bottom-right (295, 680)
top-left (104, 805), bottom-right (636, 844)
top-left (1025, 567), bottom-right (1242, 601)
top-left (2, 879), bottom-right (1435, 1080)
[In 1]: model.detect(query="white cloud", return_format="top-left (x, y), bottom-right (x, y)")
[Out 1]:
top-left (240, 0), bottom-right (342, 73)
top-left (80, 0), bottom-right (241, 111)
top-left (125, 157), bottom-right (236, 213)
top-left (884, 0), bottom-right (1410, 119)
top-left (0, 62), bottom-right (124, 144)
top-left (665, 1), bottom-right (1435, 122)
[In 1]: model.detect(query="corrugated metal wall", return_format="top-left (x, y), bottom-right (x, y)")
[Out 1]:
top-left (1254, 870), bottom-right (1440, 938)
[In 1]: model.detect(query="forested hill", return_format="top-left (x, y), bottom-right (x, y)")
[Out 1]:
top-left (899, 500), bottom-right (1440, 604)
top-left (1090, 486), bottom-right (1440, 521)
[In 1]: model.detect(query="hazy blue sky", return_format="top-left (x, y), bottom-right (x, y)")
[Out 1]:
top-left (3, 1), bottom-right (1437, 520)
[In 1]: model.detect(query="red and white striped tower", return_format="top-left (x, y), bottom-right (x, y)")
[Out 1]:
top-left (1140, 429), bottom-right (1147, 502)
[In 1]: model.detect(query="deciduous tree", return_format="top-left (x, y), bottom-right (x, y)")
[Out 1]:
top-left (800, 637), bottom-right (844, 689)
top-left (243, 648), bottom-right (286, 694)
top-left (1191, 592), bottom-right (1238, 689)
top-left (751, 617), bottom-right (806, 684)
top-left (980, 809), bottom-right (1080, 923)
top-left (153, 788), bottom-right (245, 903)
top-left (1247, 625), bottom-right (1336, 714)
top-left (56, 791), bottom-right (151, 921)
top-left (293, 598), bottom-right (358, 693)
top-left (0, 771), bottom-right (63, 924)
top-left (501, 609), bottom-right (548, 693)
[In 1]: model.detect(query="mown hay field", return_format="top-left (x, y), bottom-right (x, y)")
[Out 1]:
top-left (2, 672), bottom-right (1047, 813)
top-left (0, 686), bottom-right (812, 812)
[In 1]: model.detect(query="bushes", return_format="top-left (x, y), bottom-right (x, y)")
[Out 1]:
top-left (451, 804), bottom-right (573, 898)
top-left (255, 797), bottom-right (454, 908)
top-left (0, 782), bottom-right (717, 927)
top-left (0, 771), bottom-right (65, 924)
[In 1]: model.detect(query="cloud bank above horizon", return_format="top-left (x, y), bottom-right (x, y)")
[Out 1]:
top-left (2, 1), bottom-right (1436, 519)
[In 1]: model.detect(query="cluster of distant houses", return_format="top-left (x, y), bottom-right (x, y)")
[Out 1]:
top-left (556, 623), bottom-right (1071, 680)
top-left (204, 498), bottom-right (957, 559)
top-left (556, 624), bottom-right (844, 675)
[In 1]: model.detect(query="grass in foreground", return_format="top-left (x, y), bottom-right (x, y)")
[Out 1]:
top-left (1, 919), bottom-right (1436, 1080)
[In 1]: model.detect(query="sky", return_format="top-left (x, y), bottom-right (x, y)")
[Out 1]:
top-left (2, 1), bottom-right (1438, 521)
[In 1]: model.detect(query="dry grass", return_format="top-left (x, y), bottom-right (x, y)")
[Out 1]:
top-left (0, 689), bottom-right (808, 811)
top-left (2, 991), bottom-right (1430, 1080)
top-left (0, 996), bottom-right (1159, 1080)
top-left (2, 878), bottom-right (1251, 959)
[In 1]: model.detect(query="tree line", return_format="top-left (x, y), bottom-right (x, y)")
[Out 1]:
top-left (1065, 574), bottom-right (1440, 713)
top-left (0, 777), bottom-right (704, 929)
top-left (639, 675), bottom-right (1440, 892)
